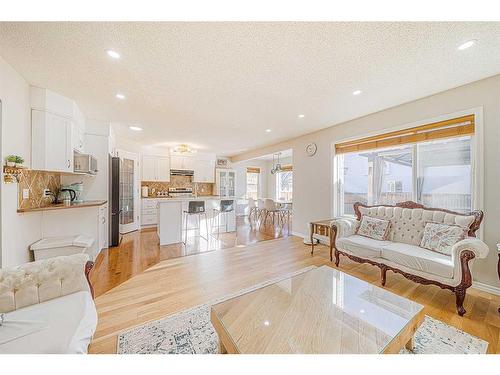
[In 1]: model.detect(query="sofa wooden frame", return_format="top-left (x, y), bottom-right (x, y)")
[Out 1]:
top-left (331, 201), bottom-right (484, 316)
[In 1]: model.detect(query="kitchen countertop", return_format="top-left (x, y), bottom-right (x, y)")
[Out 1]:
top-left (17, 200), bottom-right (107, 213)
top-left (155, 196), bottom-right (237, 202)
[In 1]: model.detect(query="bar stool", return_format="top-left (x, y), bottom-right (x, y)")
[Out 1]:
top-left (212, 200), bottom-right (235, 237)
top-left (183, 201), bottom-right (209, 244)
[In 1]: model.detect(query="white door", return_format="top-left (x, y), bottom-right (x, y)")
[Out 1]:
top-left (142, 155), bottom-right (157, 181)
top-left (156, 157), bottom-right (170, 181)
top-left (45, 112), bottom-right (72, 172)
top-left (117, 149), bottom-right (140, 234)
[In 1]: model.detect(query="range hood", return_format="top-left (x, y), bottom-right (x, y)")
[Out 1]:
top-left (170, 169), bottom-right (194, 176)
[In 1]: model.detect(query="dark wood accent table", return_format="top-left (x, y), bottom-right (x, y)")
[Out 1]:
top-left (309, 220), bottom-right (335, 260)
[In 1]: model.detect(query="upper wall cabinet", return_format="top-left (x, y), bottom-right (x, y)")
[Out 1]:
top-left (142, 155), bottom-right (170, 182)
top-left (193, 159), bottom-right (215, 183)
top-left (30, 87), bottom-right (86, 172)
top-left (31, 109), bottom-right (73, 173)
top-left (170, 155), bottom-right (195, 171)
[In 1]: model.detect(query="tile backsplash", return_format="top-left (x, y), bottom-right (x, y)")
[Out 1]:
top-left (17, 169), bottom-right (61, 210)
top-left (141, 175), bottom-right (214, 197)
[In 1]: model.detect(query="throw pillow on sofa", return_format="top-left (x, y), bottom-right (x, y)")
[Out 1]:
top-left (356, 216), bottom-right (391, 241)
top-left (420, 222), bottom-right (467, 255)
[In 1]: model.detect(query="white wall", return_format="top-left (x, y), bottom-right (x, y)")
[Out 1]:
top-left (0, 56), bottom-right (42, 266)
top-left (233, 74), bottom-right (500, 289)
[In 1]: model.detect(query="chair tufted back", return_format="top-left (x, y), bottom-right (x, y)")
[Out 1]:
top-left (0, 254), bottom-right (90, 313)
top-left (358, 205), bottom-right (476, 247)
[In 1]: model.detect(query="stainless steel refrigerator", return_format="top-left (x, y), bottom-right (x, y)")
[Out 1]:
top-left (109, 156), bottom-right (121, 247)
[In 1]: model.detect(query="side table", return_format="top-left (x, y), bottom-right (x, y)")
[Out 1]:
top-left (309, 219), bottom-right (335, 261)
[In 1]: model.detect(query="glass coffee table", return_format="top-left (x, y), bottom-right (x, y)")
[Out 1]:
top-left (210, 266), bottom-right (424, 354)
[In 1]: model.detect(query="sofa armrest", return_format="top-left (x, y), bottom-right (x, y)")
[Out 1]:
top-left (331, 217), bottom-right (360, 239)
top-left (451, 237), bottom-right (489, 261)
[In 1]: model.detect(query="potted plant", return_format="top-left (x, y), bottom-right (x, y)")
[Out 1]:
top-left (14, 155), bottom-right (25, 167)
top-left (5, 155), bottom-right (17, 167)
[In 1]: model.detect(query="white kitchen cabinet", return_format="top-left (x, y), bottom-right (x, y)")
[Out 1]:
top-left (98, 205), bottom-right (108, 250)
top-left (142, 156), bottom-right (170, 182)
top-left (193, 159), bottom-right (215, 183)
top-left (141, 198), bottom-right (159, 226)
top-left (31, 109), bottom-right (73, 173)
top-left (215, 169), bottom-right (236, 197)
top-left (170, 155), bottom-right (195, 170)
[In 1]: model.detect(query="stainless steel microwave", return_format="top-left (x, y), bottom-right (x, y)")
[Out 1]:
top-left (74, 152), bottom-right (98, 174)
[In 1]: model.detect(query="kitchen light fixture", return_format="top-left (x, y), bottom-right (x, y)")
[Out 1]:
top-left (107, 50), bottom-right (121, 59)
top-left (265, 128), bottom-right (272, 133)
top-left (173, 144), bottom-right (196, 154)
top-left (270, 152), bottom-right (283, 175)
top-left (298, 114), bottom-right (305, 118)
top-left (129, 126), bottom-right (143, 131)
top-left (458, 39), bottom-right (477, 50)
top-left (115, 93), bottom-right (126, 100)
top-left (352, 89), bottom-right (362, 96)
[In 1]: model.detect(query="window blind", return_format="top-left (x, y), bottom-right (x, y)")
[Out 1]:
top-left (280, 164), bottom-right (293, 172)
top-left (246, 167), bottom-right (261, 173)
top-left (335, 114), bottom-right (475, 155)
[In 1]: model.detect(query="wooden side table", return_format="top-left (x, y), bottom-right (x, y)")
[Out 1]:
top-left (309, 220), bottom-right (335, 261)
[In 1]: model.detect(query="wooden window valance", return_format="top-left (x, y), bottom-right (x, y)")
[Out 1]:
top-left (280, 164), bottom-right (293, 172)
top-left (335, 114), bottom-right (475, 155)
top-left (246, 167), bottom-right (261, 173)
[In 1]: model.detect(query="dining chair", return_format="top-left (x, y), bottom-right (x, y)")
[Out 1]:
top-left (263, 199), bottom-right (281, 225)
top-left (247, 197), bottom-right (257, 222)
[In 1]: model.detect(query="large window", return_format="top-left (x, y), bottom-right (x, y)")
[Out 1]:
top-left (276, 167), bottom-right (293, 201)
top-left (246, 167), bottom-right (260, 200)
top-left (335, 115), bottom-right (475, 216)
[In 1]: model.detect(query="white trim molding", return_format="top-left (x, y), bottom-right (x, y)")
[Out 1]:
top-left (472, 281), bottom-right (500, 296)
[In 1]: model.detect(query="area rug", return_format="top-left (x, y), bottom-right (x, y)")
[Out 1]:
top-left (117, 266), bottom-right (488, 354)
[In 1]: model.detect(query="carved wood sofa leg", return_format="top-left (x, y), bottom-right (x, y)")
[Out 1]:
top-left (380, 265), bottom-right (387, 286)
top-left (455, 288), bottom-right (467, 316)
top-left (334, 249), bottom-right (340, 267)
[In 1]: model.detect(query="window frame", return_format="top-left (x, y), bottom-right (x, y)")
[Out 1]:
top-left (332, 108), bottom-right (484, 236)
top-left (275, 170), bottom-right (293, 201)
top-left (245, 169), bottom-right (260, 200)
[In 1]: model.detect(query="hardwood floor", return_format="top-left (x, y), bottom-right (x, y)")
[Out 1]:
top-left (88, 233), bottom-right (500, 354)
top-left (90, 216), bottom-right (291, 297)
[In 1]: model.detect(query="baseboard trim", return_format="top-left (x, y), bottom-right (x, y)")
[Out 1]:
top-left (291, 231), bottom-right (306, 238)
top-left (472, 281), bottom-right (500, 296)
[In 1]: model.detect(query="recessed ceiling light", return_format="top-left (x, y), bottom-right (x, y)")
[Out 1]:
top-left (457, 39), bottom-right (477, 50)
top-left (265, 129), bottom-right (272, 133)
top-left (352, 90), bottom-right (362, 96)
top-left (115, 93), bottom-right (126, 100)
top-left (298, 114), bottom-right (305, 118)
top-left (129, 126), bottom-right (143, 131)
top-left (107, 50), bottom-right (121, 59)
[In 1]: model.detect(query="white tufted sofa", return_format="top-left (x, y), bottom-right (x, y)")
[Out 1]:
top-left (330, 201), bottom-right (488, 316)
top-left (0, 254), bottom-right (97, 353)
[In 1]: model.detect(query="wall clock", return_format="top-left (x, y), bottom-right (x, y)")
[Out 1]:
top-left (305, 142), bottom-right (317, 157)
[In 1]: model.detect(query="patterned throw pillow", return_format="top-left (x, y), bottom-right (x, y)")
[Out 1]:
top-left (356, 216), bottom-right (391, 241)
top-left (420, 222), bottom-right (467, 255)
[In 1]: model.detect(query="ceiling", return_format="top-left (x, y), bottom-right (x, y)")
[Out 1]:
top-left (1, 22), bottom-right (499, 157)
top-left (251, 149), bottom-right (293, 161)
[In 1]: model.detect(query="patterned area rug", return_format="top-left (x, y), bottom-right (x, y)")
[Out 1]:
top-left (117, 266), bottom-right (488, 354)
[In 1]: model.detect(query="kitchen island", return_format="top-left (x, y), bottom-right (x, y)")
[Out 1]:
top-left (157, 197), bottom-right (236, 245)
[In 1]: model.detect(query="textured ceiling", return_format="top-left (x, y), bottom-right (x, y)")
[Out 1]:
top-left (0, 22), bottom-right (499, 156)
